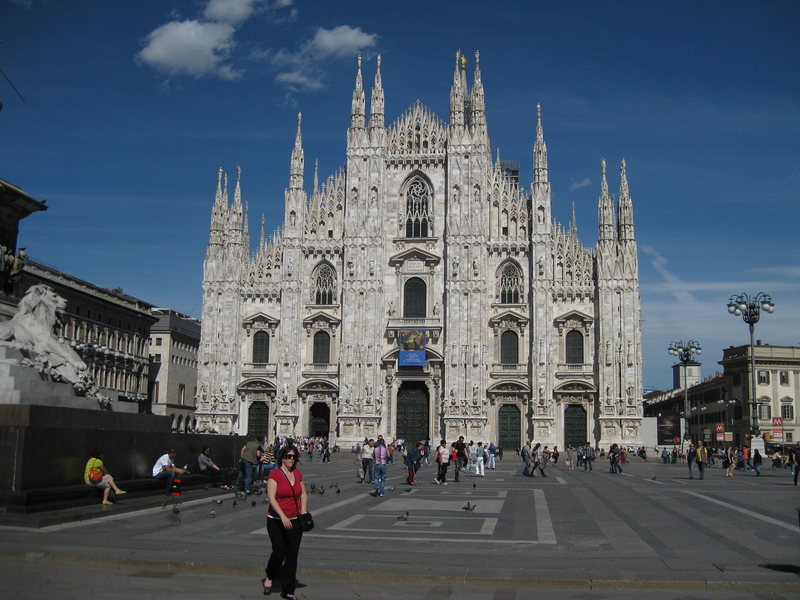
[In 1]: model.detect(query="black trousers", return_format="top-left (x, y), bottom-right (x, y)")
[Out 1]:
top-left (266, 517), bottom-right (303, 594)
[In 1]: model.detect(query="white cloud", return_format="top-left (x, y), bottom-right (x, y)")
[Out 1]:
top-left (138, 0), bottom-right (295, 81)
top-left (308, 25), bottom-right (377, 59)
top-left (276, 70), bottom-right (325, 91)
top-left (137, 20), bottom-right (240, 80)
top-left (569, 177), bottom-right (591, 191)
top-left (204, 0), bottom-right (263, 25)
top-left (268, 25), bottom-right (378, 91)
top-left (640, 244), bottom-right (698, 305)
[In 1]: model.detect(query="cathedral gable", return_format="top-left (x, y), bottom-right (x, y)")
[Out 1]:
top-left (388, 247), bottom-right (441, 270)
top-left (387, 101), bottom-right (447, 165)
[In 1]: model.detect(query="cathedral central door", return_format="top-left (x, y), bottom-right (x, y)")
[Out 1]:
top-left (396, 382), bottom-right (429, 444)
top-left (498, 404), bottom-right (521, 452)
top-left (247, 401), bottom-right (269, 439)
top-left (564, 404), bottom-right (587, 446)
top-left (309, 402), bottom-right (330, 437)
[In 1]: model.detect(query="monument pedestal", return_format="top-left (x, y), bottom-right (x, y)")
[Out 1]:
top-left (0, 347), bottom-right (106, 410)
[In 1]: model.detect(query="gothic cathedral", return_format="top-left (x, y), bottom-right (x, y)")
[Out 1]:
top-left (196, 52), bottom-right (644, 449)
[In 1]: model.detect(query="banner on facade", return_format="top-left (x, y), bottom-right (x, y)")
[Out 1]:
top-left (657, 411), bottom-right (681, 445)
top-left (398, 329), bottom-right (426, 366)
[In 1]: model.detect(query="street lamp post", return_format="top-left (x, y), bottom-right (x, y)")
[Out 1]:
top-left (668, 340), bottom-right (702, 442)
top-left (727, 292), bottom-right (775, 438)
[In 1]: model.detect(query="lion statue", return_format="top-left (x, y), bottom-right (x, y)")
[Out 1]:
top-left (0, 284), bottom-right (88, 384)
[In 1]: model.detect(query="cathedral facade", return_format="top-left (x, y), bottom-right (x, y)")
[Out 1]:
top-left (196, 52), bottom-right (644, 449)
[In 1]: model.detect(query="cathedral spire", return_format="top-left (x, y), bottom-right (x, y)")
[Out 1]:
top-left (369, 55), bottom-right (384, 130)
top-left (259, 214), bottom-right (265, 252)
top-left (534, 104), bottom-right (548, 183)
top-left (471, 50), bottom-right (487, 137)
top-left (618, 159), bottom-right (635, 241)
top-left (289, 113), bottom-right (304, 190)
top-left (313, 158), bottom-right (319, 195)
top-left (242, 200), bottom-right (250, 255)
top-left (449, 50), bottom-right (465, 127)
top-left (232, 165), bottom-right (242, 211)
top-left (569, 202), bottom-right (578, 238)
top-left (598, 158), bottom-right (617, 242)
top-left (351, 55), bottom-right (365, 130)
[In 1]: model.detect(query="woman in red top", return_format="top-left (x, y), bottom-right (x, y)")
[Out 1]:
top-left (263, 446), bottom-right (308, 599)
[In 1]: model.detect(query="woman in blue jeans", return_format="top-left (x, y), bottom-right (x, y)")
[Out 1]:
top-left (371, 438), bottom-right (389, 496)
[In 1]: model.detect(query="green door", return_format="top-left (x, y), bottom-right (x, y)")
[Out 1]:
top-left (396, 382), bottom-right (429, 444)
top-left (564, 404), bottom-right (587, 446)
top-left (498, 404), bottom-right (521, 452)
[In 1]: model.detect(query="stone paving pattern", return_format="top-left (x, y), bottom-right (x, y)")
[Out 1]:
top-left (1, 453), bottom-right (798, 599)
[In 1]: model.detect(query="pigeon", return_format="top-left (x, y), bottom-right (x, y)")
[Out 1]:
top-left (212, 499), bottom-right (224, 505)
top-left (210, 511), bottom-right (217, 518)
top-left (473, 483), bottom-right (477, 489)
top-left (310, 482), bottom-right (317, 491)
top-left (232, 500), bottom-right (238, 508)
top-left (336, 488), bottom-right (341, 494)
top-left (251, 501), bottom-right (257, 507)
top-left (262, 499), bottom-right (269, 505)
top-left (318, 488), bottom-right (325, 495)
top-left (397, 512), bottom-right (410, 521)
top-left (172, 506), bottom-right (180, 514)
top-left (462, 502), bottom-right (476, 512)
top-left (388, 486), bottom-right (395, 492)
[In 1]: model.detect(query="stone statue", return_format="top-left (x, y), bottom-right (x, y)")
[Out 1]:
top-left (387, 301), bottom-right (395, 317)
top-left (0, 284), bottom-right (86, 380)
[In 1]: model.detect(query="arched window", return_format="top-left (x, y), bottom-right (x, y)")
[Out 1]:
top-left (313, 263), bottom-right (336, 305)
top-left (566, 330), bottom-right (584, 364)
top-left (500, 330), bottom-right (519, 365)
top-left (252, 331), bottom-right (269, 363)
top-left (404, 178), bottom-right (430, 238)
top-left (403, 277), bottom-right (427, 318)
top-left (313, 331), bottom-right (331, 364)
top-left (499, 263), bottom-right (523, 304)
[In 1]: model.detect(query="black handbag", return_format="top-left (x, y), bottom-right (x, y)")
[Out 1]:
top-left (281, 469), bottom-right (314, 532)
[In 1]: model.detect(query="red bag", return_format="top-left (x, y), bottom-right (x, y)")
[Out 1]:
top-left (89, 467), bottom-right (103, 483)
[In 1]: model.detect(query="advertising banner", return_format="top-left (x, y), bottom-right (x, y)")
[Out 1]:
top-left (398, 329), bottom-right (426, 366)
top-left (657, 411), bottom-right (681, 445)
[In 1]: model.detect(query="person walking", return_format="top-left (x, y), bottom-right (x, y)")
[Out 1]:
top-left (531, 443), bottom-right (547, 477)
top-left (474, 442), bottom-right (486, 477)
top-left (487, 442), bottom-right (497, 469)
top-left (725, 445), bottom-right (737, 477)
top-left (583, 444), bottom-right (595, 472)
top-left (453, 436), bottom-right (468, 482)
top-left (565, 444), bottom-right (575, 471)
top-left (521, 440), bottom-right (534, 477)
top-left (433, 439), bottom-right (450, 485)
top-left (608, 444), bottom-right (622, 474)
top-left (695, 440), bottom-right (708, 480)
top-left (264, 446), bottom-right (308, 599)
top-left (360, 439), bottom-right (374, 484)
top-left (404, 441), bottom-right (422, 485)
top-left (752, 448), bottom-right (762, 476)
top-left (791, 442), bottom-right (800, 485)
top-left (371, 438), bottom-right (389, 496)
top-left (686, 442), bottom-right (696, 479)
top-left (84, 448), bottom-right (126, 505)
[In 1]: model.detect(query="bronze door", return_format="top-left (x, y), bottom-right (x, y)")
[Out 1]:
top-left (396, 382), bottom-right (429, 444)
top-left (247, 401), bottom-right (269, 439)
top-left (498, 404), bottom-right (521, 452)
top-left (564, 404), bottom-right (587, 446)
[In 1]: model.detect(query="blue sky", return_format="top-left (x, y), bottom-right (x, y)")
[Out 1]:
top-left (2, 0), bottom-right (799, 390)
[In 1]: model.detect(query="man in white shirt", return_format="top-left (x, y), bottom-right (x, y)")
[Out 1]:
top-left (152, 449), bottom-right (187, 494)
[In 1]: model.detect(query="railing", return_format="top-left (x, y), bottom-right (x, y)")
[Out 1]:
top-left (242, 363), bottom-right (278, 376)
